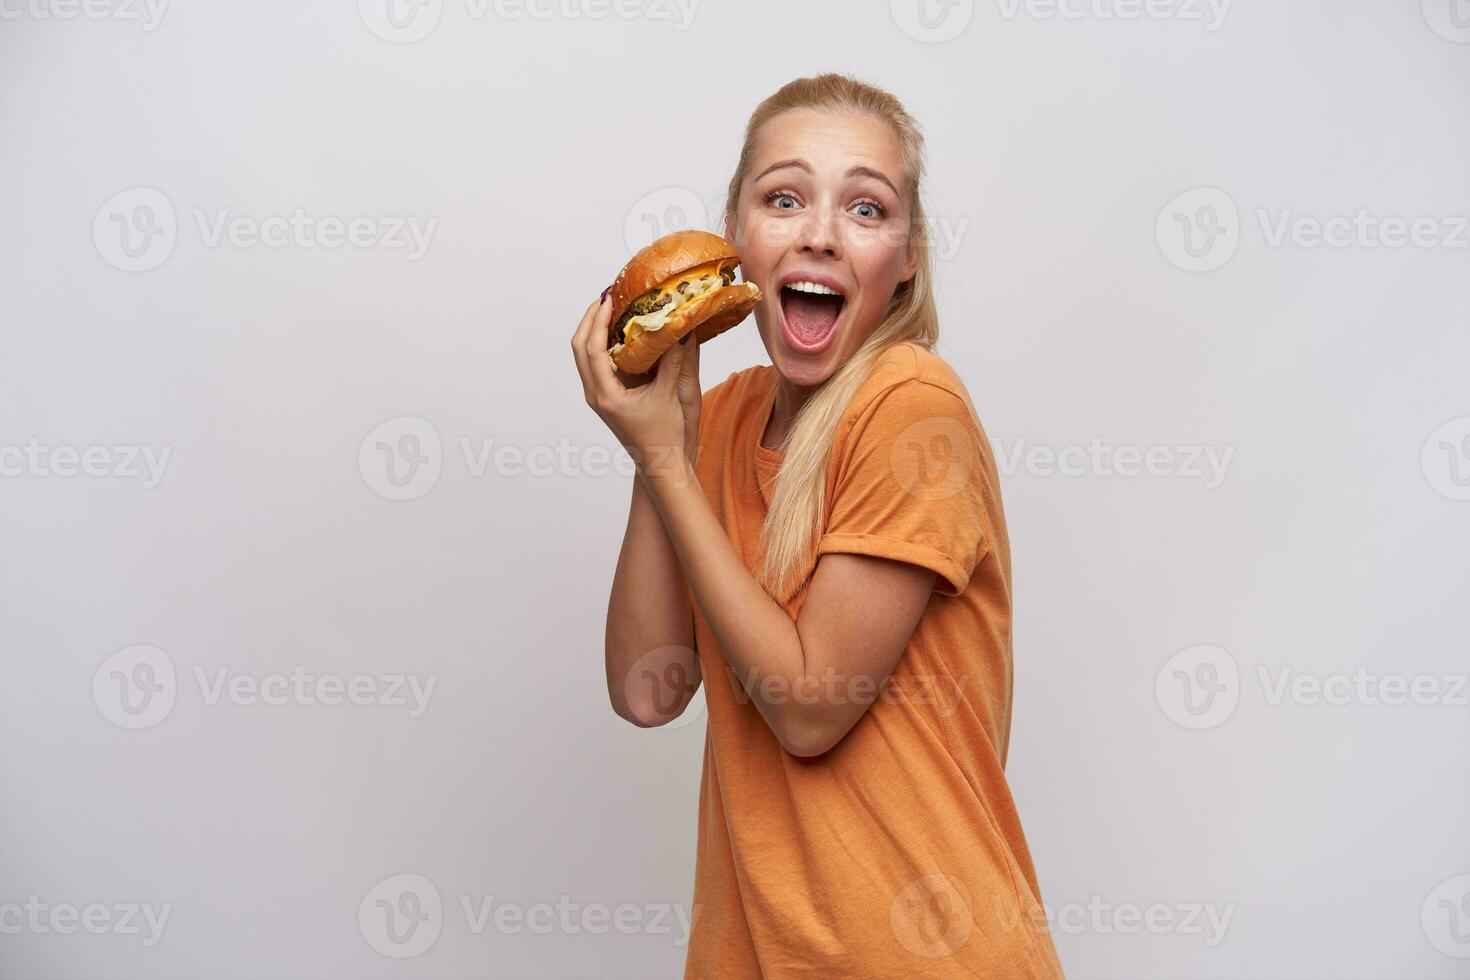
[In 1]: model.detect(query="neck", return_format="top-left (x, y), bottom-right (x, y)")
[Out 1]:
top-left (763, 375), bottom-right (816, 452)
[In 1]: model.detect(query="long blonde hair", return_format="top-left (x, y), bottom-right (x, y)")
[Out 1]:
top-left (723, 73), bottom-right (942, 603)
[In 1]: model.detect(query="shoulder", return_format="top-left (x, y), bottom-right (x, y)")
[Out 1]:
top-left (702, 364), bottom-right (769, 409)
top-left (846, 342), bottom-right (978, 432)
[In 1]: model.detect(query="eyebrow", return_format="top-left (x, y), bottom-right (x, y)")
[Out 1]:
top-left (752, 158), bottom-right (901, 200)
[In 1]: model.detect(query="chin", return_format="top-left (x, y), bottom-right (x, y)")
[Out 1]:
top-left (768, 342), bottom-right (837, 387)
top-left (756, 309), bottom-right (839, 386)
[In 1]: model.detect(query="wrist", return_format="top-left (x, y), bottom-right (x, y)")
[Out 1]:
top-left (636, 442), bottom-right (698, 491)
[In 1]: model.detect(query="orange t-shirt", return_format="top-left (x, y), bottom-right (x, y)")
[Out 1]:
top-left (682, 342), bottom-right (1064, 979)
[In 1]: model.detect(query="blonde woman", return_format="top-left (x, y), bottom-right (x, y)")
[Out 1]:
top-left (572, 73), bottom-right (1064, 978)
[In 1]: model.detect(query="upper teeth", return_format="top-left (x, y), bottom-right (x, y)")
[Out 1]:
top-left (786, 280), bottom-right (841, 296)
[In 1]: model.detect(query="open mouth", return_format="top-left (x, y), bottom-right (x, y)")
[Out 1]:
top-left (778, 283), bottom-right (846, 353)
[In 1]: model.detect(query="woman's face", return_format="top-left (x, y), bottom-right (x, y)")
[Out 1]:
top-left (728, 109), bottom-right (918, 388)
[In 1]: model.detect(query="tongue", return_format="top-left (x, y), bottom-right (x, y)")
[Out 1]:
top-left (783, 290), bottom-right (843, 341)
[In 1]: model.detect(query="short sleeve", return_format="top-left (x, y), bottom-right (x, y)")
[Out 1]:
top-left (696, 370), bottom-right (740, 449)
top-left (815, 379), bottom-right (992, 597)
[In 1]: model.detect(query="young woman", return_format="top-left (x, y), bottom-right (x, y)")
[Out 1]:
top-left (571, 73), bottom-right (1064, 979)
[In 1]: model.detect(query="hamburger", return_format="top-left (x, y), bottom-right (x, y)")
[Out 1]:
top-left (606, 230), bottom-right (761, 375)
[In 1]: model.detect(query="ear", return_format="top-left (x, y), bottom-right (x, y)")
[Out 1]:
top-left (899, 236), bottom-right (919, 285)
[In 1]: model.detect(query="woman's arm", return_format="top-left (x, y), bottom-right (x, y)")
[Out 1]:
top-left (572, 297), bottom-right (935, 754)
top-left (640, 451), bottom-right (934, 757)
top-left (604, 468), bottom-right (702, 728)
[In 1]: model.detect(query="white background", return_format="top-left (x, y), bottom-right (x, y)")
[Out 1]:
top-left (2, 1), bottom-right (1468, 977)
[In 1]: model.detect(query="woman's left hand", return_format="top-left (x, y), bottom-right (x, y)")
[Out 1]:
top-left (571, 293), bottom-right (703, 478)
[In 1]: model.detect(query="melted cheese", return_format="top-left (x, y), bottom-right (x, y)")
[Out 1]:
top-left (611, 260), bottom-right (739, 354)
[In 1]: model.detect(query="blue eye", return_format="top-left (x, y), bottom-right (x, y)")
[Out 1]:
top-left (764, 190), bottom-right (799, 210)
top-left (852, 200), bottom-right (886, 219)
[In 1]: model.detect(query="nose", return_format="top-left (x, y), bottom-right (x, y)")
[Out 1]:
top-left (794, 202), bottom-right (841, 259)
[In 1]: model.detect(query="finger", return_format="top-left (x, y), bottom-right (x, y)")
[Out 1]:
top-left (571, 295), bottom-right (605, 402)
top-left (680, 330), bottom-right (700, 387)
top-left (585, 294), bottom-right (623, 402)
top-left (571, 294), bottom-right (603, 356)
top-left (652, 332), bottom-right (685, 395)
top-left (674, 333), bottom-right (698, 405)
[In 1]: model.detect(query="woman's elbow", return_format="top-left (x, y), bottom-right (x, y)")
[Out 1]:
top-left (777, 713), bottom-right (844, 758)
top-left (615, 704), bottom-right (678, 729)
top-left (612, 690), bottom-right (698, 729)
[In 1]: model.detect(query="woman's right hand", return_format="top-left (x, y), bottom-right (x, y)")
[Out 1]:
top-left (573, 294), bottom-right (704, 479)
top-left (673, 329), bottom-right (703, 467)
top-left (594, 290), bottom-right (705, 469)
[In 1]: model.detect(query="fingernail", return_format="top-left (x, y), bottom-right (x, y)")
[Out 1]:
top-left (600, 285), bottom-right (611, 301)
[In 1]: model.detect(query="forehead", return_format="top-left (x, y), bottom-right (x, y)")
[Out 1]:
top-left (751, 109), bottom-right (906, 192)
